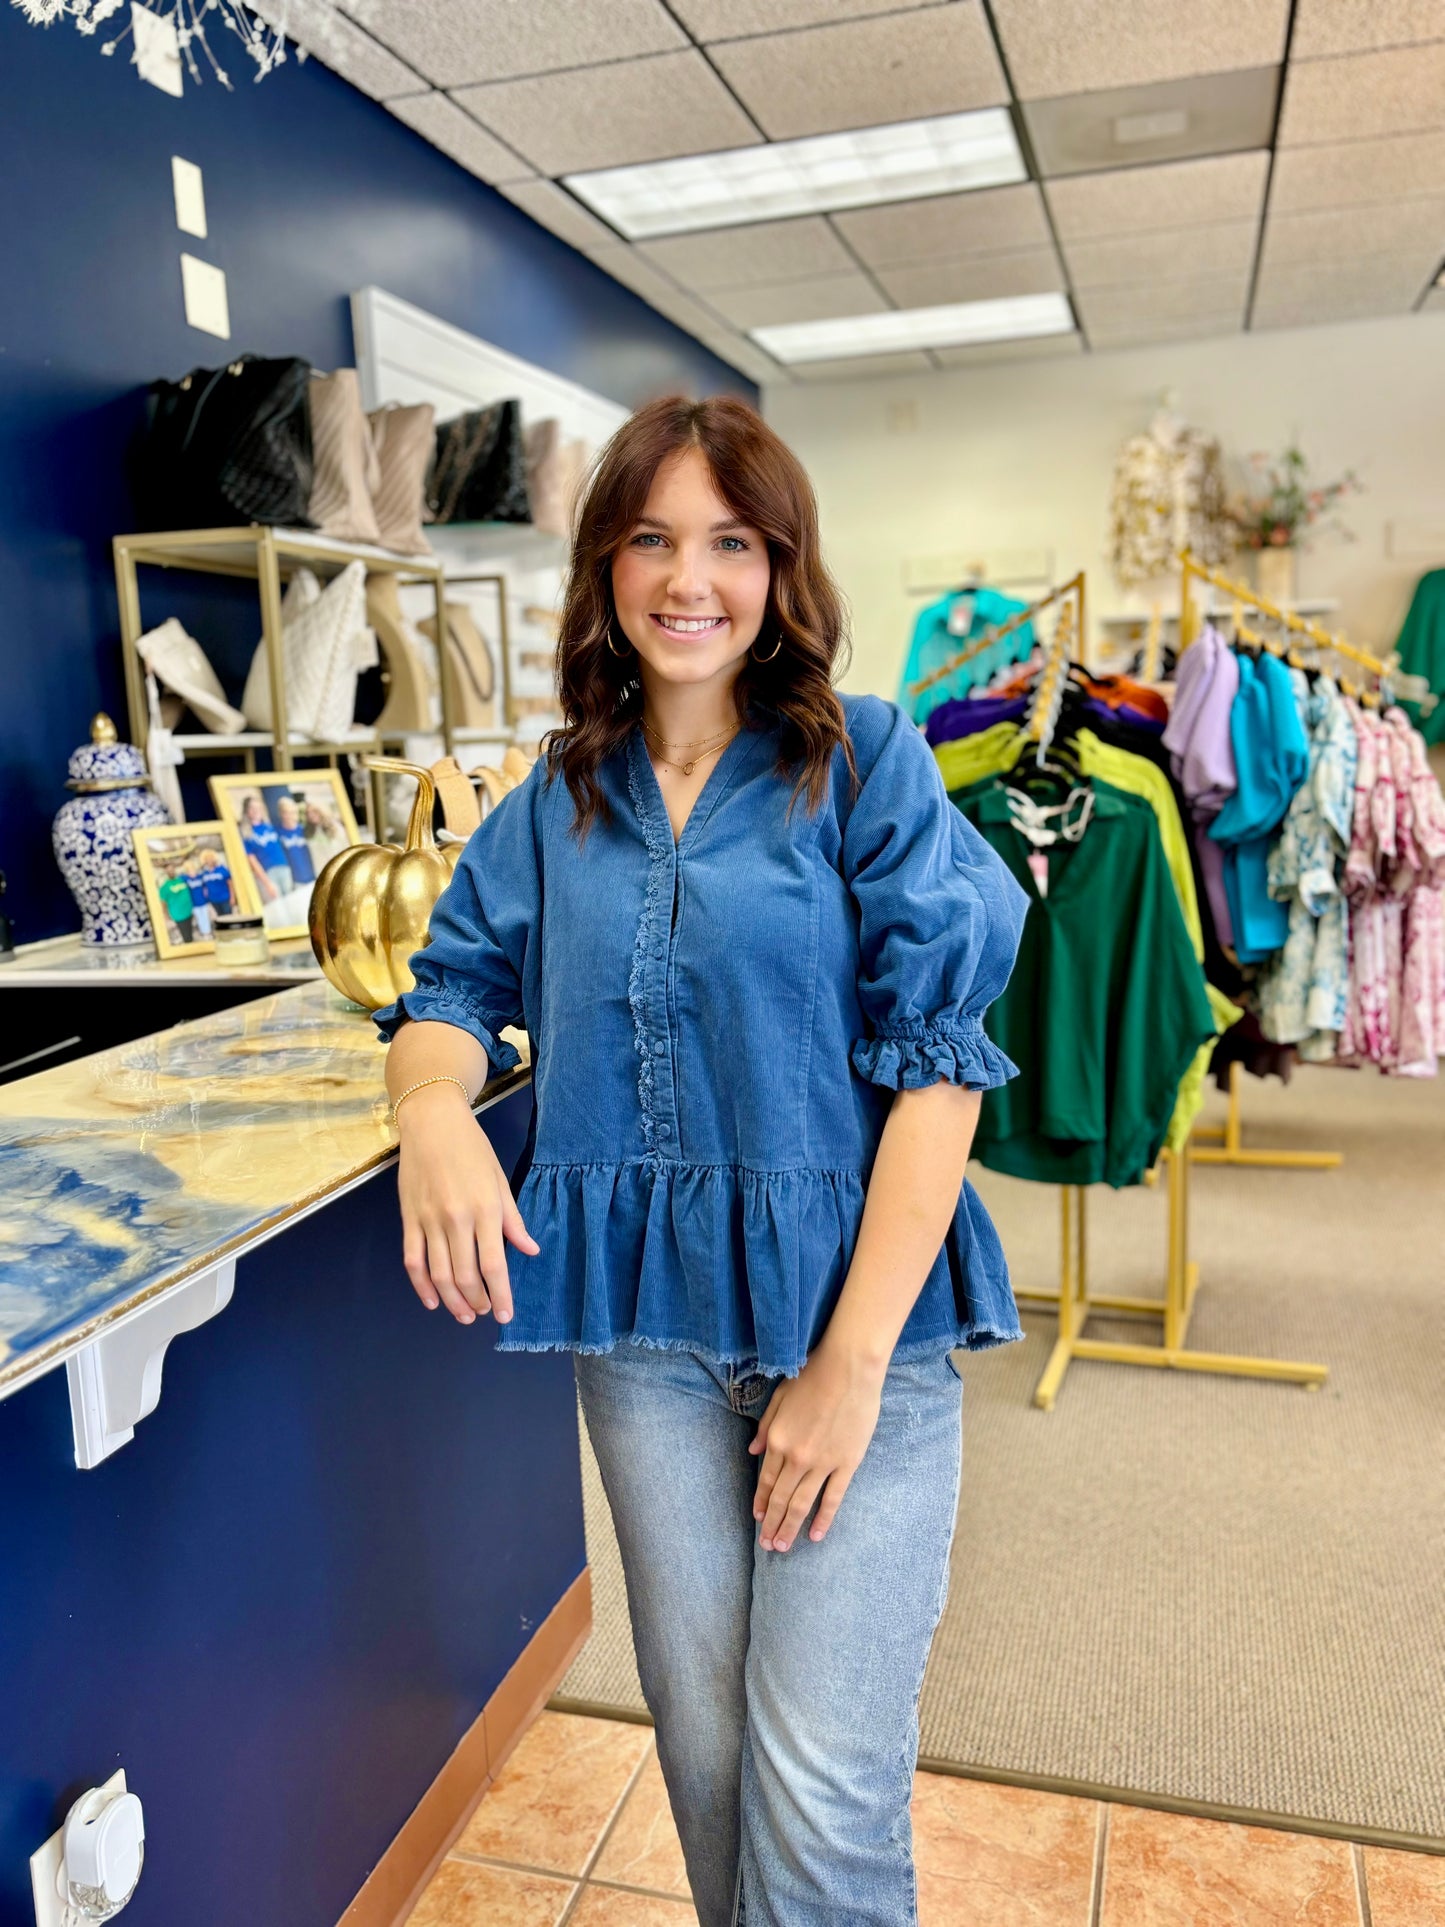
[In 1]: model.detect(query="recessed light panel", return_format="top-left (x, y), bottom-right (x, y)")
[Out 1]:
top-left (752, 292), bottom-right (1075, 364)
top-left (564, 109), bottom-right (1025, 240)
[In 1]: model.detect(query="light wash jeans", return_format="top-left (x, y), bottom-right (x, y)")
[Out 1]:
top-left (573, 1342), bottom-right (965, 1927)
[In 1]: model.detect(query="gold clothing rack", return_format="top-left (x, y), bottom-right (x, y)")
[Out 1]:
top-left (1178, 553), bottom-right (1360, 1172)
top-left (906, 572), bottom-right (1088, 703)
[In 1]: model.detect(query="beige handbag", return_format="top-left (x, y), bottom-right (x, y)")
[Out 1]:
top-left (418, 602), bottom-right (497, 730)
top-left (366, 573), bottom-right (434, 735)
top-left (136, 617), bottom-right (246, 736)
top-left (308, 370), bottom-right (382, 544)
top-left (367, 402), bottom-right (435, 556)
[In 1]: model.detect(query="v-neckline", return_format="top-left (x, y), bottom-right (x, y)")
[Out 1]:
top-left (630, 719), bottom-right (758, 853)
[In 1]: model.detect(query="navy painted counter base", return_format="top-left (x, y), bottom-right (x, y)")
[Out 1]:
top-left (0, 1079), bottom-right (588, 1924)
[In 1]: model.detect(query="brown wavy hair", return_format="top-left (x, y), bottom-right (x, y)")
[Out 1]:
top-left (542, 394), bottom-right (856, 841)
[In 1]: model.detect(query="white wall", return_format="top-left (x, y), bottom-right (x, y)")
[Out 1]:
top-left (764, 313), bottom-right (1445, 698)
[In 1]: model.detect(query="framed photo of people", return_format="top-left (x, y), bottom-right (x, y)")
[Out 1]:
top-left (207, 769), bottom-right (362, 940)
top-left (131, 820), bottom-right (251, 959)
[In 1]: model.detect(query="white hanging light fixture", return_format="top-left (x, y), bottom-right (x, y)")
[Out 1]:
top-left (9, 0), bottom-right (322, 88)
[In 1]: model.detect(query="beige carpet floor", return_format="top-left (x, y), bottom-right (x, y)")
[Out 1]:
top-left (555, 1067), bottom-right (1445, 1842)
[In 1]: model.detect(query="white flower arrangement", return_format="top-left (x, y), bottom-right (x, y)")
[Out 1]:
top-left (10, 0), bottom-right (321, 88)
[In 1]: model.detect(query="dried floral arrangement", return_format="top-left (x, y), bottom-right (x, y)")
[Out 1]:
top-left (1230, 446), bottom-right (1362, 552)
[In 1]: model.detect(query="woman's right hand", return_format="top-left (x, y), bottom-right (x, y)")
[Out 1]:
top-left (396, 1087), bottom-right (540, 1325)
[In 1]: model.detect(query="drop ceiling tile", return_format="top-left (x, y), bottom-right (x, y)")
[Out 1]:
top-left (832, 184), bottom-right (1051, 270)
top-left (709, 7), bottom-right (1007, 141)
top-left (1260, 201), bottom-right (1445, 272)
top-left (1270, 131), bottom-right (1445, 212)
top-left (707, 271), bottom-right (889, 330)
top-left (1251, 252), bottom-right (1435, 314)
top-left (1423, 286), bottom-right (1445, 311)
top-left (1046, 152), bottom-right (1268, 239)
top-left (593, 247), bottom-right (698, 304)
top-left (1064, 219), bottom-right (1257, 289)
top-left (991, 0), bottom-right (1289, 98)
top-left (496, 181), bottom-right (625, 252)
top-left (386, 92), bottom-right (535, 184)
top-left (1278, 43), bottom-right (1445, 145)
top-left (788, 350), bottom-right (937, 382)
top-left (933, 331), bottom-right (1085, 367)
top-left (1089, 313), bottom-right (1242, 349)
top-left (1252, 290), bottom-right (1413, 330)
top-left (639, 218), bottom-right (856, 292)
top-left (337, 0), bottom-right (684, 87)
top-left (453, 52), bottom-right (762, 174)
top-left (1074, 272), bottom-right (1249, 333)
top-left (1025, 68), bottom-right (1280, 178)
top-left (698, 335), bottom-right (793, 383)
top-left (672, 0), bottom-right (945, 38)
top-left (1291, 0), bottom-right (1445, 58)
top-left (875, 247), bottom-right (1066, 308)
top-left (256, 0), bottom-right (427, 98)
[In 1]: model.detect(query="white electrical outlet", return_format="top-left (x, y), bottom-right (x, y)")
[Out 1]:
top-left (30, 1769), bottom-right (128, 1927)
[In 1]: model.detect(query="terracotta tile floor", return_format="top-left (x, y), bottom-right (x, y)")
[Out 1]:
top-left (405, 1710), bottom-right (1445, 1926)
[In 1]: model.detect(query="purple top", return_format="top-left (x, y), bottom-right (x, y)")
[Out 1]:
top-left (1163, 625), bottom-right (1240, 816)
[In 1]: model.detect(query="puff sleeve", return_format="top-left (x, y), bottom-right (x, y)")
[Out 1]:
top-left (371, 761), bottom-right (542, 1079)
top-left (844, 697), bottom-right (1028, 1091)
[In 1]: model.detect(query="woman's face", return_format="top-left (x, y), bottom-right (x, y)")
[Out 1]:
top-left (243, 796), bottom-right (264, 823)
top-left (610, 447), bottom-right (771, 698)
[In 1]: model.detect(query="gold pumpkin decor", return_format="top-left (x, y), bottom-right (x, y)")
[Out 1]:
top-left (309, 757), bottom-right (464, 1011)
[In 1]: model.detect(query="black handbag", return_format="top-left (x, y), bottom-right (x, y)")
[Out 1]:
top-left (427, 398), bottom-right (532, 526)
top-left (132, 353), bottom-right (316, 531)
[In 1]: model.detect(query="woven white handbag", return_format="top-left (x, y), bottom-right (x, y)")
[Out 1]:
top-left (241, 562), bottom-right (376, 742)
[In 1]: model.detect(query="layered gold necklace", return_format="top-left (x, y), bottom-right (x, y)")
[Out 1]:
top-left (641, 715), bottom-right (739, 777)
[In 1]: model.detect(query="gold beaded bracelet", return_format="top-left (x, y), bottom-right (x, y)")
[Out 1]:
top-left (388, 1074), bottom-right (473, 1124)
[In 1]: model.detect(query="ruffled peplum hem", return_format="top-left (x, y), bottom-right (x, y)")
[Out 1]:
top-left (495, 1157), bottom-right (1023, 1379)
top-left (850, 1016), bottom-right (1018, 1093)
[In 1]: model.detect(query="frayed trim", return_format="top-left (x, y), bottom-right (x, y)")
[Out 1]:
top-left (495, 1323), bottom-right (1025, 1374)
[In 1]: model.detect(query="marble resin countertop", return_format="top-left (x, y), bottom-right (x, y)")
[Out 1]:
top-left (0, 981), bottom-right (530, 1398)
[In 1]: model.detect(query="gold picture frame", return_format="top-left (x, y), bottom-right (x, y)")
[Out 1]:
top-left (131, 819), bottom-right (253, 960)
top-left (207, 768), bottom-right (362, 942)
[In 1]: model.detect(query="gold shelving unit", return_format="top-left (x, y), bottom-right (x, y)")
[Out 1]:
top-left (112, 525), bottom-right (459, 831)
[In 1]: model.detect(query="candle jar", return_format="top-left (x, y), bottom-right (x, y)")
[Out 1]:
top-left (212, 912), bottom-right (271, 967)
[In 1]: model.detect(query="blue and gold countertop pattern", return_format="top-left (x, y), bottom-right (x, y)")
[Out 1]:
top-left (0, 981), bottom-right (530, 1396)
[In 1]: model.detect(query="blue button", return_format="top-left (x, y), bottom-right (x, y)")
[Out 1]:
top-left (658, 1122), bottom-right (672, 1137)
top-left (653, 946), bottom-right (665, 959)
top-left (653, 1039), bottom-right (666, 1055)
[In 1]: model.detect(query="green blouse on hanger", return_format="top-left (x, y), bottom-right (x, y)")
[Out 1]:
top-left (952, 778), bottom-right (1218, 1188)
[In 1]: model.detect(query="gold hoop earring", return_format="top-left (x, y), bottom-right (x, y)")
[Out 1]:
top-left (606, 626), bottom-right (633, 659)
top-left (751, 631), bottom-right (783, 663)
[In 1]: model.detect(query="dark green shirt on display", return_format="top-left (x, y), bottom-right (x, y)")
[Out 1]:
top-left (952, 778), bottom-right (1217, 1188)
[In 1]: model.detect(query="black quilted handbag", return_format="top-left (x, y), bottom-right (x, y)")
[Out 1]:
top-left (132, 354), bottom-right (316, 531)
top-left (427, 398), bottom-right (532, 526)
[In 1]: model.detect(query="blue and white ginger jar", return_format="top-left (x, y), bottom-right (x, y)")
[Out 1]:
top-left (52, 714), bottom-right (173, 945)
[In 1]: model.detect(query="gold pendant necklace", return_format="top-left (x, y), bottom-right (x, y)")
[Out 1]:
top-left (649, 728), bottom-right (738, 777)
top-left (641, 715), bottom-right (737, 776)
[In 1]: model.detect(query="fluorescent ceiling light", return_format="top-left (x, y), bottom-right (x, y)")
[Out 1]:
top-left (564, 109), bottom-right (1025, 240)
top-left (752, 292), bottom-right (1075, 364)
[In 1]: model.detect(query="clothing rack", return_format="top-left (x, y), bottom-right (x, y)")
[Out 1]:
top-left (1178, 553), bottom-right (1362, 1171)
top-left (951, 571), bottom-right (1326, 1403)
top-left (905, 571), bottom-right (1088, 705)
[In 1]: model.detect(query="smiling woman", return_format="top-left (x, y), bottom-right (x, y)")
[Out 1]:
top-left (371, 392), bottom-right (1029, 1926)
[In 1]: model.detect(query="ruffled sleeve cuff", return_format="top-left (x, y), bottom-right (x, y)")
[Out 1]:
top-left (371, 985), bottom-right (522, 1078)
top-left (850, 1015), bottom-right (1018, 1092)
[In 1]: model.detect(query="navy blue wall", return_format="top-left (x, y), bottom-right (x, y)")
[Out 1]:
top-left (0, 1083), bottom-right (586, 1925)
top-left (0, 17), bottom-right (753, 945)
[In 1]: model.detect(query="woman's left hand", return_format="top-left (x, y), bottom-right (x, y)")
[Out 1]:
top-left (748, 1339), bottom-right (886, 1552)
